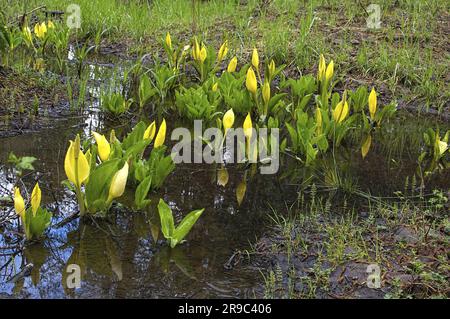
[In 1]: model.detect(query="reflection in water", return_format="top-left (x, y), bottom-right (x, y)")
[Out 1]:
top-left (1, 58), bottom-right (448, 298)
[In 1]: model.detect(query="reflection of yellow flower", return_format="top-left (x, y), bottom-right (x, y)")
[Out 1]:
top-left (217, 167), bottom-right (229, 187)
top-left (34, 22), bottom-right (47, 39)
top-left (227, 57), bottom-right (237, 73)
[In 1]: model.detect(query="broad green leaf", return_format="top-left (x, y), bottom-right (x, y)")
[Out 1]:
top-left (171, 209), bottom-right (204, 248)
top-left (85, 158), bottom-right (122, 211)
top-left (157, 199), bottom-right (175, 240)
top-left (135, 175), bottom-right (152, 209)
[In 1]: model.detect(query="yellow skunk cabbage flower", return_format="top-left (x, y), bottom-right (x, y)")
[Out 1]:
top-left (64, 136), bottom-right (90, 188)
top-left (47, 20), bottom-right (55, 29)
top-left (192, 38), bottom-right (200, 60)
top-left (361, 134), bottom-right (372, 159)
top-left (23, 27), bottom-right (32, 44)
top-left (252, 48), bottom-right (259, 71)
top-left (268, 59), bottom-right (276, 80)
top-left (31, 183), bottom-right (41, 216)
top-left (165, 32), bottom-right (172, 49)
top-left (243, 113), bottom-right (253, 140)
top-left (212, 82), bottom-right (218, 92)
top-left (318, 54), bottom-right (326, 80)
top-left (108, 162), bottom-right (129, 202)
top-left (333, 94), bottom-right (349, 123)
top-left (223, 109), bottom-right (235, 134)
top-left (227, 57), bottom-right (237, 72)
top-left (144, 121), bottom-right (156, 140)
top-left (246, 67), bottom-right (257, 94)
top-left (325, 60), bottom-right (334, 81)
top-left (154, 119), bottom-right (167, 148)
top-left (199, 45), bottom-right (207, 63)
top-left (14, 187), bottom-right (25, 217)
top-left (34, 22), bottom-right (47, 39)
top-left (262, 81), bottom-right (271, 104)
top-left (218, 41), bottom-right (228, 62)
top-left (92, 132), bottom-right (111, 162)
top-left (369, 88), bottom-right (377, 120)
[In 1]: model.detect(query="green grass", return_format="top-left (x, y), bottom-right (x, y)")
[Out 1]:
top-left (1, 0), bottom-right (448, 111)
top-left (258, 185), bottom-right (449, 298)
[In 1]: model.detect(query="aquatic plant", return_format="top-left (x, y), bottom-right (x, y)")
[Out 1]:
top-left (14, 183), bottom-right (52, 241)
top-left (157, 199), bottom-right (204, 248)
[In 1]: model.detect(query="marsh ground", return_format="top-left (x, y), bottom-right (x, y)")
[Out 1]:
top-left (0, 0), bottom-right (448, 299)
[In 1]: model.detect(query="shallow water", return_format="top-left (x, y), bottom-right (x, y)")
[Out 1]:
top-left (0, 60), bottom-right (448, 298)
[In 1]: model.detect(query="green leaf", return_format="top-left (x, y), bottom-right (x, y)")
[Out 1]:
top-left (135, 175), bottom-right (152, 209)
top-left (171, 209), bottom-right (204, 248)
top-left (157, 199), bottom-right (175, 240)
top-left (85, 158), bottom-right (122, 212)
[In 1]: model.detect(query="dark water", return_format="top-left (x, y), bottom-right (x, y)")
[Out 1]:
top-left (0, 60), bottom-right (448, 298)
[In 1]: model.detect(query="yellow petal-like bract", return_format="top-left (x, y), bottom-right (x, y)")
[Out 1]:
top-left (199, 46), bottom-right (207, 63)
top-left (144, 121), bottom-right (156, 140)
top-left (14, 187), bottom-right (25, 217)
top-left (315, 107), bottom-right (322, 133)
top-left (31, 183), bottom-right (41, 216)
top-left (369, 88), bottom-right (377, 120)
top-left (212, 83), bottom-right (218, 92)
top-left (218, 41), bottom-right (228, 62)
top-left (246, 67), bottom-right (257, 94)
top-left (34, 22), bottom-right (47, 39)
top-left (227, 57), bottom-right (237, 73)
top-left (165, 32), bottom-right (172, 49)
top-left (333, 100), bottom-right (349, 123)
top-left (325, 60), bottom-right (334, 81)
top-left (268, 59), bottom-right (276, 79)
top-left (92, 132), bottom-right (111, 162)
top-left (252, 48), bottom-right (259, 71)
top-left (154, 119), bottom-right (167, 148)
top-left (108, 162), bottom-right (129, 201)
top-left (243, 113), bottom-right (253, 140)
top-left (223, 109), bottom-right (235, 134)
top-left (318, 54), bottom-right (326, 80)
top-left (64, 138), bottom-right (90, 188)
